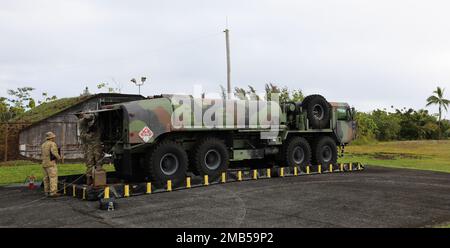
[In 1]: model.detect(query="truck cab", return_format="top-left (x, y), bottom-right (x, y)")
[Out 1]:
top-left (331, 102), bottom-right (357, 145)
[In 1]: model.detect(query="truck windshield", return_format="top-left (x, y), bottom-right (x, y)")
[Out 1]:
top-left (337, 107), bottom-right (349, 121)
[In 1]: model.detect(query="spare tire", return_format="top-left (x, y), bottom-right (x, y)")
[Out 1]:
top-left (302, 94), bottom-right (331, 129)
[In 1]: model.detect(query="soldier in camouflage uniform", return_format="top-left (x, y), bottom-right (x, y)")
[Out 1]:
top-left (41, 132), bottom-right (61, 197)
top-left (77, 113), bottom-right (103, 185)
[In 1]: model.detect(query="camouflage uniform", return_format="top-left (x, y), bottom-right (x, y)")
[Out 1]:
top-left (78, 113), bottom-right (103, 184)
top-left (78, 114), bottom-right (90, 157)
top-left (41, 132), bottom-right (61, 196)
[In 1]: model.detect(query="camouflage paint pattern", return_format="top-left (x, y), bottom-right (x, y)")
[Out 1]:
top-left (330, 102), bottom-right (356, 144)
top-left (121, 96), bottom-right (283, 144)
top-left (170, 97), bottom-right (281, 130)
top-left (112, 96), bottom-right (355, 145)
top-left (124, 98), bottom-right (173, 144)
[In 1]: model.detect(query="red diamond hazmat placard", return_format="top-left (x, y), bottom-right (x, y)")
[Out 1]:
top-left (139, 126), bottom-right (154, 142)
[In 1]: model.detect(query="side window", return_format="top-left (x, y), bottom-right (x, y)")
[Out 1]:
top-left (337, 108), bottom-right (348, 120)
top-left (347, 108), bottom-right (353, 121)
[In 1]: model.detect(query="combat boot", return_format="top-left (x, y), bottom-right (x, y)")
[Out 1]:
top-left (86, 176), bottom-right (93, 186)
top-left (48, 193), bottom-right (61, 198)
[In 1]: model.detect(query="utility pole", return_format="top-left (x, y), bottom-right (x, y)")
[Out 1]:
top-left (224, 29), bottom-right (231, 99)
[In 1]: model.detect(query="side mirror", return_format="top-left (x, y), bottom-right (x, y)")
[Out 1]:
top-left (350, 107), bottom-right (356, 120)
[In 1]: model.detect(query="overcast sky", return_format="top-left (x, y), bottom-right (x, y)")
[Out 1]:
top-left (0, 0), bottom-right (449, 118)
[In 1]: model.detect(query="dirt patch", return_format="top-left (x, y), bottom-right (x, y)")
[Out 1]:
top-left (350, 152), bottom-right (425, 160)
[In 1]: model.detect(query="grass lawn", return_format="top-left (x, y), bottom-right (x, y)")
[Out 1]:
top-left (1, 140), bottom-right (449, 184)
top-left (0, 160), bottom-right (114, 185)
top-left (435, 223), bottom-right (450, 228)
top-left (339, 140), bottom-right (450, 173)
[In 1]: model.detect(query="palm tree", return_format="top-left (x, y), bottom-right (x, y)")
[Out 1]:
top-left (426, 86), bottom-right (450, 139)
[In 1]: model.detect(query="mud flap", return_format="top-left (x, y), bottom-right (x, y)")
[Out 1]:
top-left (121, 149), bottom-right (133, 179)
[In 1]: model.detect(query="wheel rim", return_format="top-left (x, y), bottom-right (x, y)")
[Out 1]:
top-left (160, 153), bottom-right (179, 175)
top-left (204, 149), bottom-right (221, 170)
top-left (312, 104), bottom-right (324, 120)
top-left (322, 146), bottom-right (332, 163)
top-left (292, 146), bottom-right (305, 164)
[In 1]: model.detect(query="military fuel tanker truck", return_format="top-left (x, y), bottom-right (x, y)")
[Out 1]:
top-left (91, 94), bottom-right (356, 186)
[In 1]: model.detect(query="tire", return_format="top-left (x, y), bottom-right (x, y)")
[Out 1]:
top-left (302, 94), bottom-right (331, 129)
top-left (280, 136), bottom-right (311, 167)
top-left (146, 140), bottom-right (188, 187)
top-left (191, 137), bottom-right (229, 179)
top-left (313, 136), bottom-right (338, 166)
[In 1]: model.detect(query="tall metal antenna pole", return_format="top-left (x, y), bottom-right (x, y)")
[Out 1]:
top-left (224, 28), bottom-right (231, 99)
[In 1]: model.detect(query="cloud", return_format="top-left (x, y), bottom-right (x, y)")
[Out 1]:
top-left (0, 0), bottom-right (449, 118)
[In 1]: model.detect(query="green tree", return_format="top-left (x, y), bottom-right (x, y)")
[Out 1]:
top-left (233, 85), bottom-right (261, 100)
top-left (234, 83), bottom-right (303, 102)
top-left (371, 109), bottom-right (401, 140)
top-left (247, 85), bottom-right (260, 100)
top-left (423, 122), bottom-right (440, 139)
top-left (354, 112), bottom-right (378, 144)
top-left (395, 108), bottom-right (438, 140)
top-left (28, 98), bottom-right (36, 109)
top-left (291, 90), bottom-right (304, 102)
top-left (234, 87), bottom-right (247, 100)
top-left (7, 87), bottom-right (35, 117)
top-left (265, 83), bottom-right (289, 102)
top-left (0, 97), bottom-right (11, 121)
top-left (441, 119), bottom-right (450, 139)
top-left (97, 82), bottom-right (117, 93)
top-left (38, 92), bottom-right (58, 105)
top-left (426, 86), bottom-right (450, 139)
top-left (264, 83), bottom-right (303, 102)
top-left (443, 120), bottom-right (450, 138)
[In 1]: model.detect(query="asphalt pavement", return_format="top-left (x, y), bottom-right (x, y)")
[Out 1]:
top-left (1, 165), bottom-right (449, 228)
